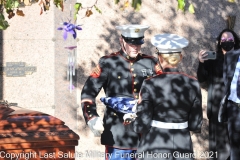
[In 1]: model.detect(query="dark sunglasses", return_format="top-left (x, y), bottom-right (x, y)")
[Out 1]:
top-left (221, 37), bottom-right (234, 42)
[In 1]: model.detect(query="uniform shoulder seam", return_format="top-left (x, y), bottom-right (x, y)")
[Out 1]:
top-left (148, 72), bottom-right (197, 80)
top-left (141, 54), bottom-right (156, 59)
top-left (102, 51), bottom-right (120, 59)
top-left (161, 72), bottom-right (197, 80)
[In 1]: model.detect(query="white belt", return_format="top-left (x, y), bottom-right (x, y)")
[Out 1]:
top-left (151, 120), bottom-right (188, 129)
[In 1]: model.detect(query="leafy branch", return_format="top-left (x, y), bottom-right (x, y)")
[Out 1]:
top-left (115, 0), bottom-right (142, 11)
top-left (177, 0), bottom-right (195, 14)
top-left (73, 0), bottom-right (142, 23)
top-left (178, 0), bottom-right (236, 14)
top-left (74, 0), bottom-right (102, 23)
top-left (0, 0), bottom-right (237, 30)
top-left (0, 0), bottom-right (64, 30)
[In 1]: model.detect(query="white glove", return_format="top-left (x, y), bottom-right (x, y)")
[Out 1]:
top-left (87, 117), bottom-right (104, 137)
top-left (123, 113), bottom-right (137, 122)
top-left (131, 100), bottom-right (138, 112)
top-left (123, 100), bottom-right (138, 124)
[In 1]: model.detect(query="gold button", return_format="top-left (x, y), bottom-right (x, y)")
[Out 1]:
top-left (127, 56), bottom-right (129, 59)
top-left (131, 68), bottom-right (134, 71)
top-left (133, 74), bottom-right (136, 77)
top-left (87, 105), bottom-right (90, 107)
top-left (130, 63), bottom-right (133, 65)
top-left (135, 95), bottom-right (138, 99)
top-left (134, 81), bottom-right (137, 85)
top-left (134, 89), bottom-right (137, 92)
top-left (89, 115), bottom-right (92, 117)
top-left (113, 113), bottom-right (116, 116)
top-left (118, 76), bottom-right (121, 79)
top-left (147, 76), bottom-right (150, 78)
top-left (88, 111), bottom-right (90, 112)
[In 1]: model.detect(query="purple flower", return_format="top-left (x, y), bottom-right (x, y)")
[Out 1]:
top-left (58, 22), bottom-right (82, 40)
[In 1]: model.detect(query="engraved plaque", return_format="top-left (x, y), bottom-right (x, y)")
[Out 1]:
top-left (1, 62), bottom-right (37, 77)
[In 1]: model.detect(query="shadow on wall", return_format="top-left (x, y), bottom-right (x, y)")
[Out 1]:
top-left (76, 0), bottom-right (240, 85)
top-left (80, 0), bottom-right (240, 77)
top-left (75, 0), bottom-right (240, 154)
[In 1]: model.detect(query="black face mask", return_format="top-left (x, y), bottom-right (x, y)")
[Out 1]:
top-left (221, 41), bottom-right (234, 51)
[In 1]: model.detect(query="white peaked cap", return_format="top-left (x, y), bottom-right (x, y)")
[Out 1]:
top-left (151, 33), bottom-right (189, 53)
top-left (116, 24), bottom-right (150, 38)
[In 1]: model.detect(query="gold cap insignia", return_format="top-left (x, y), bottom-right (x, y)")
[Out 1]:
top-left (135, 29), bottom-right (140, 33)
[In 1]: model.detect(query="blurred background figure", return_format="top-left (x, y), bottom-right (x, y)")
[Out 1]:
top-left (197, 28), bottom-right (240, 160)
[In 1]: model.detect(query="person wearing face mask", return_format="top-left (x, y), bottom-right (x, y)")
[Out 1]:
top-left (81, 24), bottom-right (162, 160)
top-left (197, 28), bottom-right (240, 160)
top-left (220, 33), bottom-right (240, 160)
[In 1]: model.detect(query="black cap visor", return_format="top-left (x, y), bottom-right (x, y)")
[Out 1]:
top-left (122, 35), bottom-right (144, 45)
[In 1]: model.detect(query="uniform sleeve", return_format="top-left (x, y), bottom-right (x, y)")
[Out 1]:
top-left (132, 80), bottom-right (154, 133)
top-left (81, 57), bottom-right (108, 123)
top-left (188, 82), bottom-right (203, 132)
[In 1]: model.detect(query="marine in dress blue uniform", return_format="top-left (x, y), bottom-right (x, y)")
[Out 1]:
top-left (81, 24), bottom-right (162, 160)
top-left (131, 34), bottom-right (203, 160)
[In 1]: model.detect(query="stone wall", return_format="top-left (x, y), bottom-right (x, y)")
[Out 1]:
top-left (1, 0), bottom-right (240, 159)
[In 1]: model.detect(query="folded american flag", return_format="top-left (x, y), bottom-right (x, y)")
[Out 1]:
top-left (100, 97), bottom-right (137, 114)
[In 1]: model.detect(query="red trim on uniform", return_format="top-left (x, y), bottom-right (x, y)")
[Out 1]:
top-left (90, 52), bottom-right (120, 78)
top-left (119, 53), bottom-right (137, 62)
top-left (81, 99), bottom-right (93, 103)
top-left (90, 65), bottom-right (102, 78)
top-left (103, 52), bottom-right (120, 59)
top-left (105, 145), bottom-right (137, 150)
top-left (81, 99), bottom-right (96, 121)
top-left (155, 63), bottom-right (162, 75)
top-left (146, 71), bottom-right (197, 81)
top-left (88, 116), bottom-right (97, 121)
top-left (122, 56), bottom-right (138, 98)
top-left (163, 72), bottom-right (197, 80)
top-left (105, 146), bottom-right (109, 160)
top-left (106, 52), bottom-right (120, 58)
top-left (129, 62), bottom-right (136, 98)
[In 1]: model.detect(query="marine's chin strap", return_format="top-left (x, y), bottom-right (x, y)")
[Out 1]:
top-left (122, 40), bottom-right (129, 55)
top-left (158, 59), bottom-right (164, 71)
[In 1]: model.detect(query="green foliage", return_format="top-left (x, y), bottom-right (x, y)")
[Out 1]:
top-left (2, 0), bottom-right (236, 30)
top-left (0, 13), bottom-right (9, 30)
top-left (74, 2), bottom-right (82, 21)
top-left (94, 5), bottom-right (102, 14)
top-left (0, 0), bottom-right (21, 30)
top-left (73, 2), bottom-right (102, 21)
top-left (177, 0), bottom-right (195, 14)
top-left (131, 0), bottom-right (141, 11)
top-left (115, 0), bottom-right (120, 4)
top-left (188, 4), bottom-right (195, 14)
top-left (4, 0), bottom-right (19, 10)
top-left (54, 0), bottom-right (64, 11)
top-left (74, 3), bottom-right (81, 10)
top-left (178, 0), bottom-right (185, 11)
top-left (115, 0), bottom-right (141, 11)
